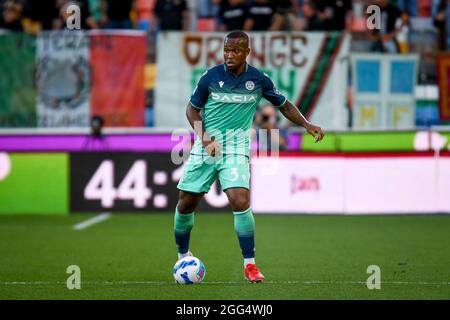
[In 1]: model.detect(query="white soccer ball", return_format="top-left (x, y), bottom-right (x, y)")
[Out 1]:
top-left (173, 256), bottom-right (206, 284)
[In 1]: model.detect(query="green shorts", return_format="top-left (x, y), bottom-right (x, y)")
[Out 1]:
top-left (177, 154), bottom-right (250, 194)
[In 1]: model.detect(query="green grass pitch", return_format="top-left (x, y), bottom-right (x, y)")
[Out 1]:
top-left (0, 213), bottom-right (449, 299)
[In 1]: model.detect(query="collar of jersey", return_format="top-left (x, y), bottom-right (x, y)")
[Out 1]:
top-left (223, 63), bottom-right (248, 76)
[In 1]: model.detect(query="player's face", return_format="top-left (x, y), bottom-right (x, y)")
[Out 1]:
top-left (223, 38), bottom-right (249, 72)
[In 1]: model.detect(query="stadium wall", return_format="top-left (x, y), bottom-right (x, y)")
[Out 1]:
top-left (1, 148), bottom-right (449, 215)
top-left (251, 152), bottom-right (450, 214)
top-left (1, 31), bottom-right (444, 130)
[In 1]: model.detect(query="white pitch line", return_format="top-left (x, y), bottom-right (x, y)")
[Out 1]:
top-left (0, 280), bottom-right (449, 286)
top-left (73, 213), bottom-right (111, 230)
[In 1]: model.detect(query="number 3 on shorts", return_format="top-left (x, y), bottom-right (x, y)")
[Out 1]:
top-left (230, 167), bottom-right (239, 181)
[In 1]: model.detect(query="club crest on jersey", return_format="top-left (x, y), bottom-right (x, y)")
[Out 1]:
top-left (245, 81), bottom-right (255, 91)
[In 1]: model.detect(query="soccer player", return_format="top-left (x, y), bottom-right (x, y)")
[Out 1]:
top-left (174, 30), bottom-right (324, 283)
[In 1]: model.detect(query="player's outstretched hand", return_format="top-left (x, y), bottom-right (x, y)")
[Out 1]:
top-left (305, 123), bottom-right (324, 143)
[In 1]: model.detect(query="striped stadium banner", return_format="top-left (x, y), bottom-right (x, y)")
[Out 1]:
top-left (0, 33), bottom-right (37, 127)
top-left (0, 30), bottom-right (147, 128)
top-left (437, 53), bottom-right (450, 121)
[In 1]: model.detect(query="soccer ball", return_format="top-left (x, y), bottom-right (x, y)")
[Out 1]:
top-left (173, 256), bottom-right (206, 284)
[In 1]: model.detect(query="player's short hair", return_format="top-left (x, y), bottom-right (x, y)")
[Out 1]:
top-left (225, 30), bottom-right (249, 46)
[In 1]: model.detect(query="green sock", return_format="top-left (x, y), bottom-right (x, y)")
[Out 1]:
top-left (174, 207), bottom-right (194, 254)
top-left (234, 208), bottom-right (255, 259)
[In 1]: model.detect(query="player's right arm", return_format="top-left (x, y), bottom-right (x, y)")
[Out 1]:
top-left (187, 72), bottom-right (221, 157)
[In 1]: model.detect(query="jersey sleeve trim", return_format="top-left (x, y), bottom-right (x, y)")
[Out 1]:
top-left (189, 101), bottom-right (203, 110)
top-left (273, 97), bottom-right (287, 108)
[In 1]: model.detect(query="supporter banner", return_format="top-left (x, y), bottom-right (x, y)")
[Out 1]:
top-left (0, 31), bottom-right (147, 128)
top-left (437, 157), bottom-right (450, 212)
top-left (90, 32), bottom-right (146, 126)
top-left (0, 33), bottom-right (37, 127)
top-left (0, 153), bottom-right (68, 214)
top-left (36, 31), bottom-right (90, 127)
top-left (155, 32), bottom-right (350, 130)
top-left (0, 133), bottom-right (193, 152)
top-left (351, 54), bottom-right (419, 129)
top-left (301, 131), bottom-right (418, 151)
top-left (70, 152), bottom-right (229, 212)
top-left (251, 153), bottom-right (450, 214)
top-left (437, 53), bottom-right (450, 120)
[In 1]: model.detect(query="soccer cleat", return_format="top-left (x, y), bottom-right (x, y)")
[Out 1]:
top-left (244, 264), bottom-right (265, 283)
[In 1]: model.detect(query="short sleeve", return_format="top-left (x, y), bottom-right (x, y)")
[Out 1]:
top-left (190, 71), bottom-right (210, 109)
top-left (261, 72), bottom-right (286, 107)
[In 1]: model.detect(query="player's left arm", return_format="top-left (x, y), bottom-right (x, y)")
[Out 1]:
top-left (279, 100), bottom-right (324, 143)
top-left (260, 72), bottom-right (324, 143)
